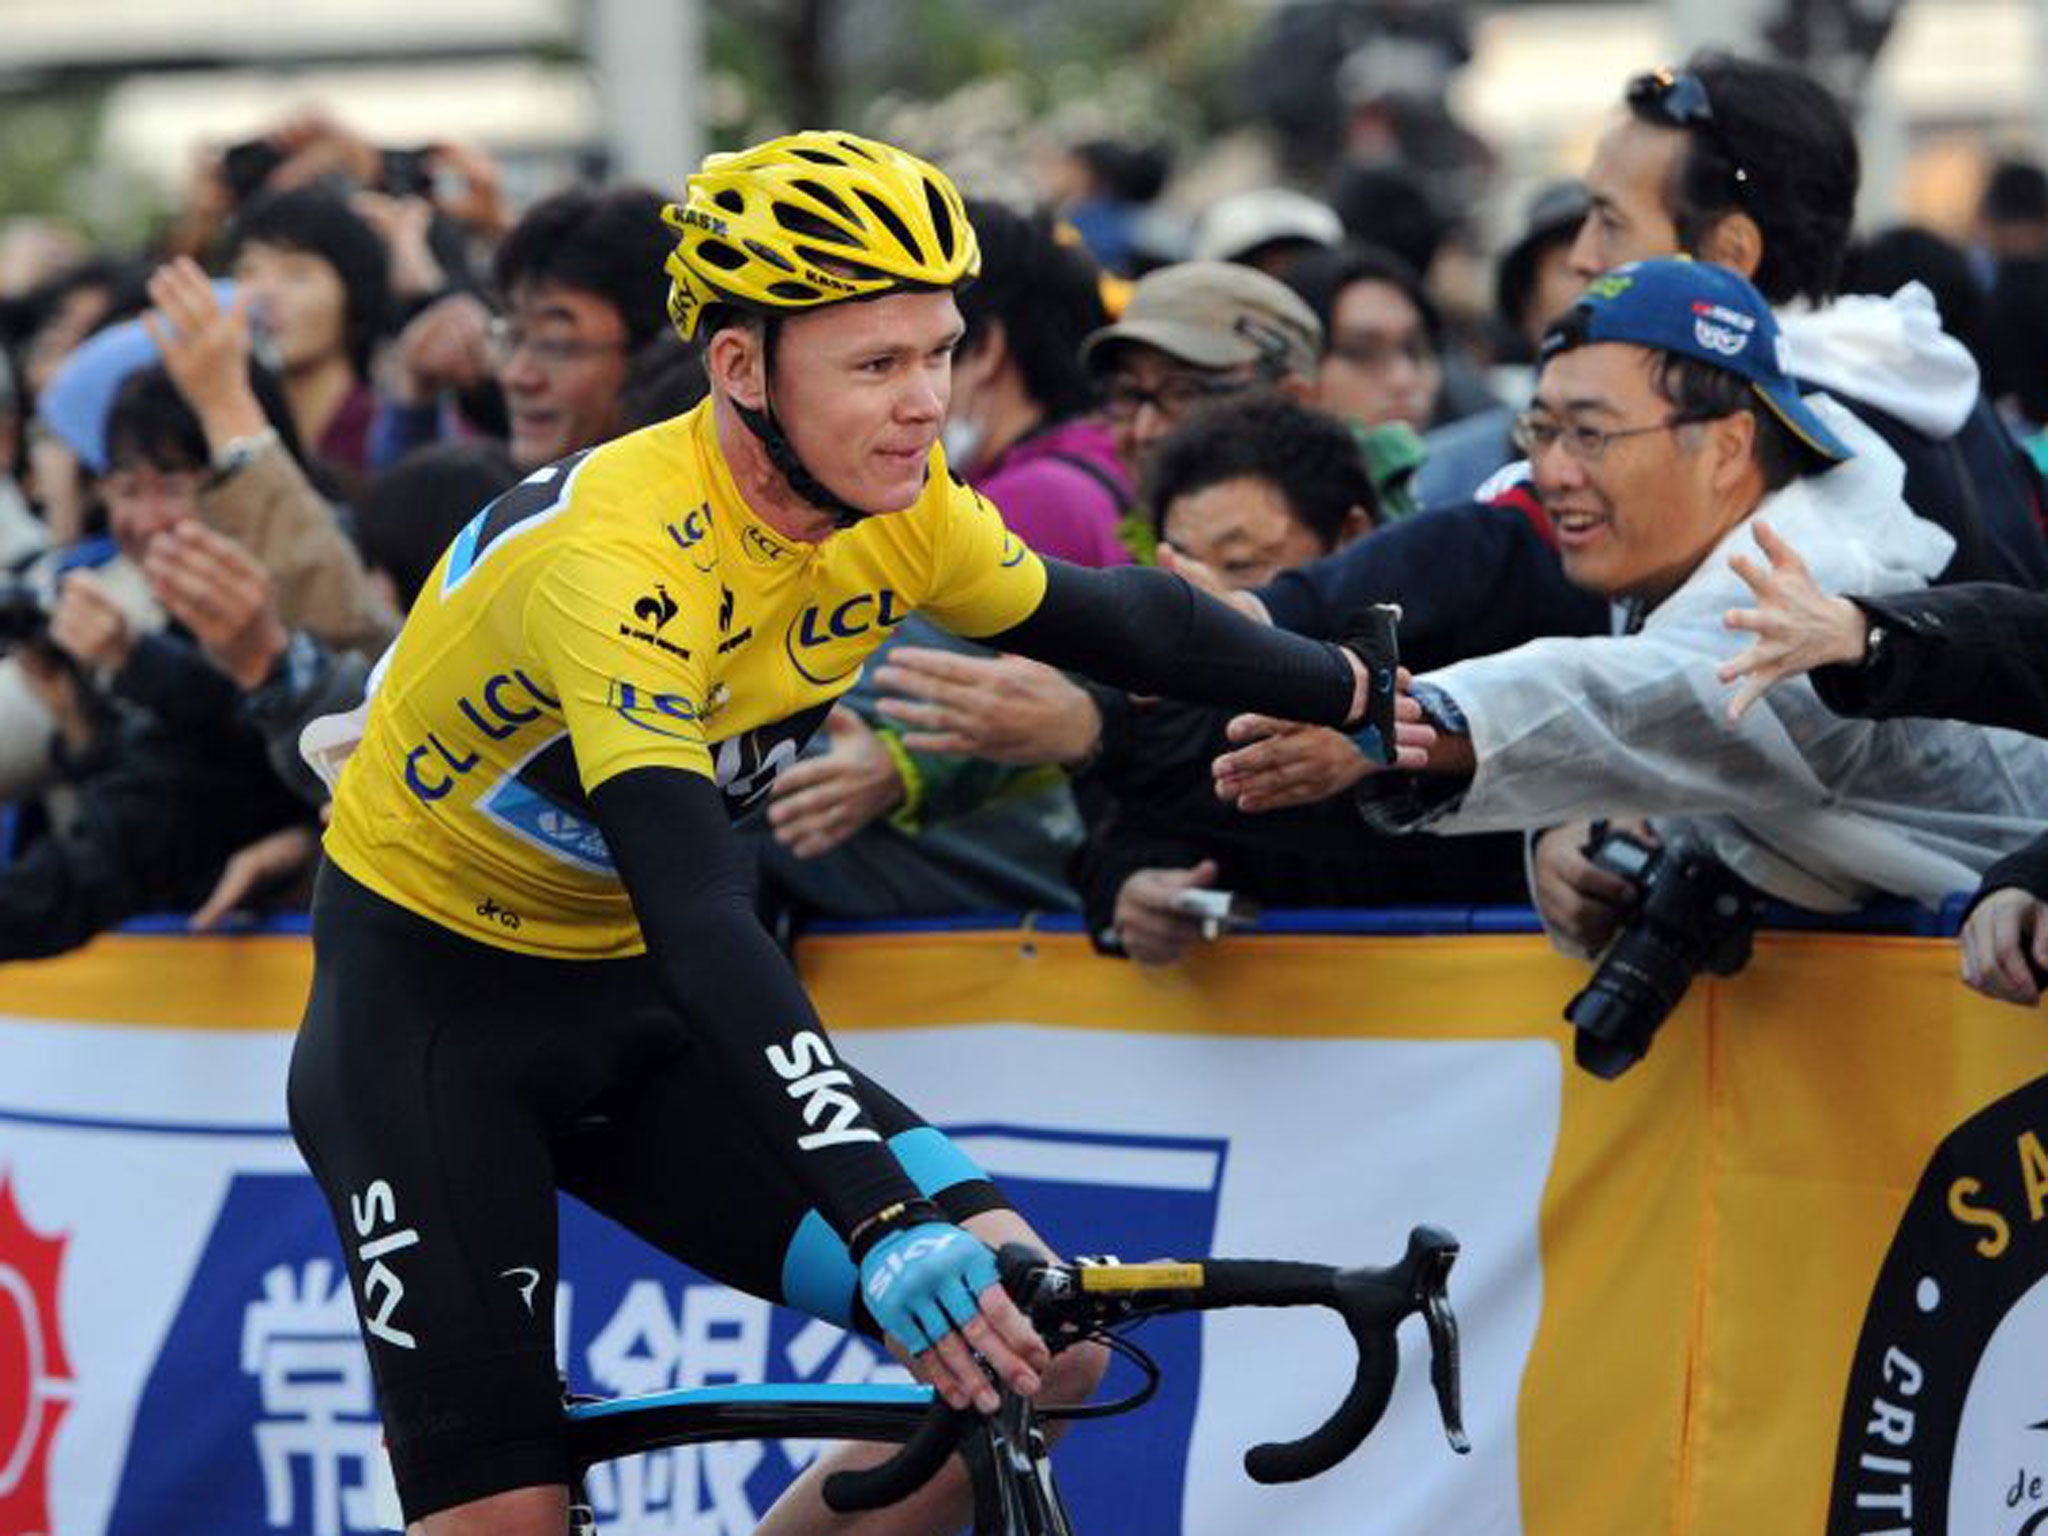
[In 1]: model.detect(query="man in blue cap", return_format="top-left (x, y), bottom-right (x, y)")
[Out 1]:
top-left (1215, 257), bottom-right (2048, 955)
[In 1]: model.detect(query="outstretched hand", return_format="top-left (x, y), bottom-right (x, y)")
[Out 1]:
top-left (1719, 519), bottom-right (1870, 723)
top-left (188, 824), bottom-right (319, 932)
top-left (872, 646), bottom-right (1100, 766)
top-left (1212, 670), bottom-right (1433, 813)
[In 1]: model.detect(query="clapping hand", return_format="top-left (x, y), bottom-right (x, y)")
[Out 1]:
top-left (143, 520), bottom-right (288, 690)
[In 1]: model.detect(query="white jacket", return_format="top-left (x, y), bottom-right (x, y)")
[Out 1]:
top-left (1417, 396), bottom-right (2048, 915)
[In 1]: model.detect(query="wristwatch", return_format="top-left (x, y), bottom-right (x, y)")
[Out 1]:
top-left (1860, 622), bottom-right (1889, 671)
top-left (210, 427), bottom-right (278, 485)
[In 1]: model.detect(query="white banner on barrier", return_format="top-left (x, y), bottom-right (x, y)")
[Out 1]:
top-left (844, 1024), bottom-right (1557, 1536)
top-left (0, 1011), bottom-right (1558, 1535)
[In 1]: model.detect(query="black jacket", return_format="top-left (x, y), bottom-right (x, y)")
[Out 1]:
top-left (0, 632), bottom-right (308, 960)
top-left (1834, 391), bottom-right (2048, 589)
top-left (1813, 582), bottom-right (2048, 901)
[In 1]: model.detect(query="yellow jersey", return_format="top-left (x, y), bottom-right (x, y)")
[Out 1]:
top-left (323, 401), bottom-right (1047, 957)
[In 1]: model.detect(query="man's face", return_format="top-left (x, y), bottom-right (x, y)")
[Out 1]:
top-left (232, 242), bottom-right (349, 375)
top-left (1161, 474), bottom-right (1332, 590)
top-left (1163, 473), bottom-right (1335, 593)
top-left (766, 288), bottom-right (963, 515)
top-left (1568, 119), bottom-right (1687, 282)
top-left (1100, 343), bottom-right (1255, 475)
top-left (1525, 342), bottom-right (1738, 605)
top-left (493, 280), bottom-right (632, 469)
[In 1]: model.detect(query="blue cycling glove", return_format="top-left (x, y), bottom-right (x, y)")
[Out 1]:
top-left (857, 1219), bottom-right (1000, 1353)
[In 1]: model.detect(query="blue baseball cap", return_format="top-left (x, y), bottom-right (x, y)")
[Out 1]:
top-left (1539, 258), bottom-right (1851, 463)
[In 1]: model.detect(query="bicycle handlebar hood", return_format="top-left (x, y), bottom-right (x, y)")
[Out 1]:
top-left (662, 130), bottom-right (980, 341)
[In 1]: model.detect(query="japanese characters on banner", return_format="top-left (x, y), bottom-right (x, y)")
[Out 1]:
top-left (0, 925), bottom-right (2042, 1535)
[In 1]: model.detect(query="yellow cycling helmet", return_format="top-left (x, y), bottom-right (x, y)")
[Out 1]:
top-left (662, 130), bottom-right (980, 340)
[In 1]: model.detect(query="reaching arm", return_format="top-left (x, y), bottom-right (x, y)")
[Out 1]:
top-left (1359, 628), bottom-right (1840, 835)
top-left (982, 560), bottom-right (1364, 729)
top-left (1810, 585), bottom-right (2048, 732)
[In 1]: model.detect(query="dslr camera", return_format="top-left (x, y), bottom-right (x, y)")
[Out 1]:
top-left (1564, 826), bottom-right (1759, 1079)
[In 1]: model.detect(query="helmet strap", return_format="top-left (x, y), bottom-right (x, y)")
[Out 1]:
top-left (733, 318), bottom-right (872, 530)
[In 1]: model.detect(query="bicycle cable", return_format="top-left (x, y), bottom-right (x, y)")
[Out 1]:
top-left (1034, 1328), bottom-right (1160, 1423)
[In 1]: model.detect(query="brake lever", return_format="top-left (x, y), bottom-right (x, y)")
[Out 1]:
top-left (1413, 1235), bottom-right (1470, 1454)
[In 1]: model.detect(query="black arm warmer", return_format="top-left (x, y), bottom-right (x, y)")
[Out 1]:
top-left (589, 766), bottom-right (921, 1239)
top-left (1812, 584), bottom-right (2048, 735)
top-left (986, 559), bottom-right (1356, 726)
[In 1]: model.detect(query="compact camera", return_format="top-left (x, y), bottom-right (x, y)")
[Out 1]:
top-left (1564, 827), bottom-right (1759, 1079)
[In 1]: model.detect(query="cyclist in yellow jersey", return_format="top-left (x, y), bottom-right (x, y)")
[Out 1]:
top-left (292, 131), bottom-right (1417, 1536)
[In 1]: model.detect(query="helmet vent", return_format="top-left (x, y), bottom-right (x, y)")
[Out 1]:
top-left (773, 200), bottom-right (849, 243)
top-left (744, 239), bottom-right (796, 273)
top-left (713, 189), bottom-right (746, 214)
top-left (856, 190), bottom-right (923, 265)
top-left (833, 137), bottom-right (879, 162)
top-left (696, 239), bottom-right (748, 272)
top-left (924, 182), bottom-right (957, 261)
top-left (768, 281), bottom-right (823, 301)
top-left (790, 178), bottom-right (856, 224)
top-left (791, 147), bottom-right (847, 166)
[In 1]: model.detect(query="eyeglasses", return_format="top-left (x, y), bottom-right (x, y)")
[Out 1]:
top-left (1626, 65), bottom-right (1752, 204)
top-left (1102, 371), bottom-right (1248, 423)
top-left (486, 316), bottom-right (628, 370)
top-left (1511, 411), bottom-right (1715, 463)
top-left (1327, 331), bottom-right (1435, 374)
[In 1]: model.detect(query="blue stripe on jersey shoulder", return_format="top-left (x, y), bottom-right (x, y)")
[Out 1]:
top-left (566, 1382), bottom-right (934, 1420)
top-left (442, 449), bottom-right (596, 596)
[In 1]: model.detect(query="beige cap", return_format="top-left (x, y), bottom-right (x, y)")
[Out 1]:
top-left (1081, 260), bottom-right (1324, 381)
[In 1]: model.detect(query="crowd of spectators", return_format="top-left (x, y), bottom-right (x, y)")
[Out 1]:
top-left (3, 51), bottom-right (2048, 1023)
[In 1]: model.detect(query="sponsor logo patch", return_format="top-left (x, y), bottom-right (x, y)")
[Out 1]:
top-left (1827, 1078), bottom-right (2048, 1535)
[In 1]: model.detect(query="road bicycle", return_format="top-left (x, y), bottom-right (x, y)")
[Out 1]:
top-left (561, 1224), bottom-right (1467, 1534)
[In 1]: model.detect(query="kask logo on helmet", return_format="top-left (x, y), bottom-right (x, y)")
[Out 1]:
top-left (799, 266), bottom-right (863, 295)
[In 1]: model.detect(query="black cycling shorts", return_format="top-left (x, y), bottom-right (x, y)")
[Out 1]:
top-left (288, 862), bottom-right (1006, 1522)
